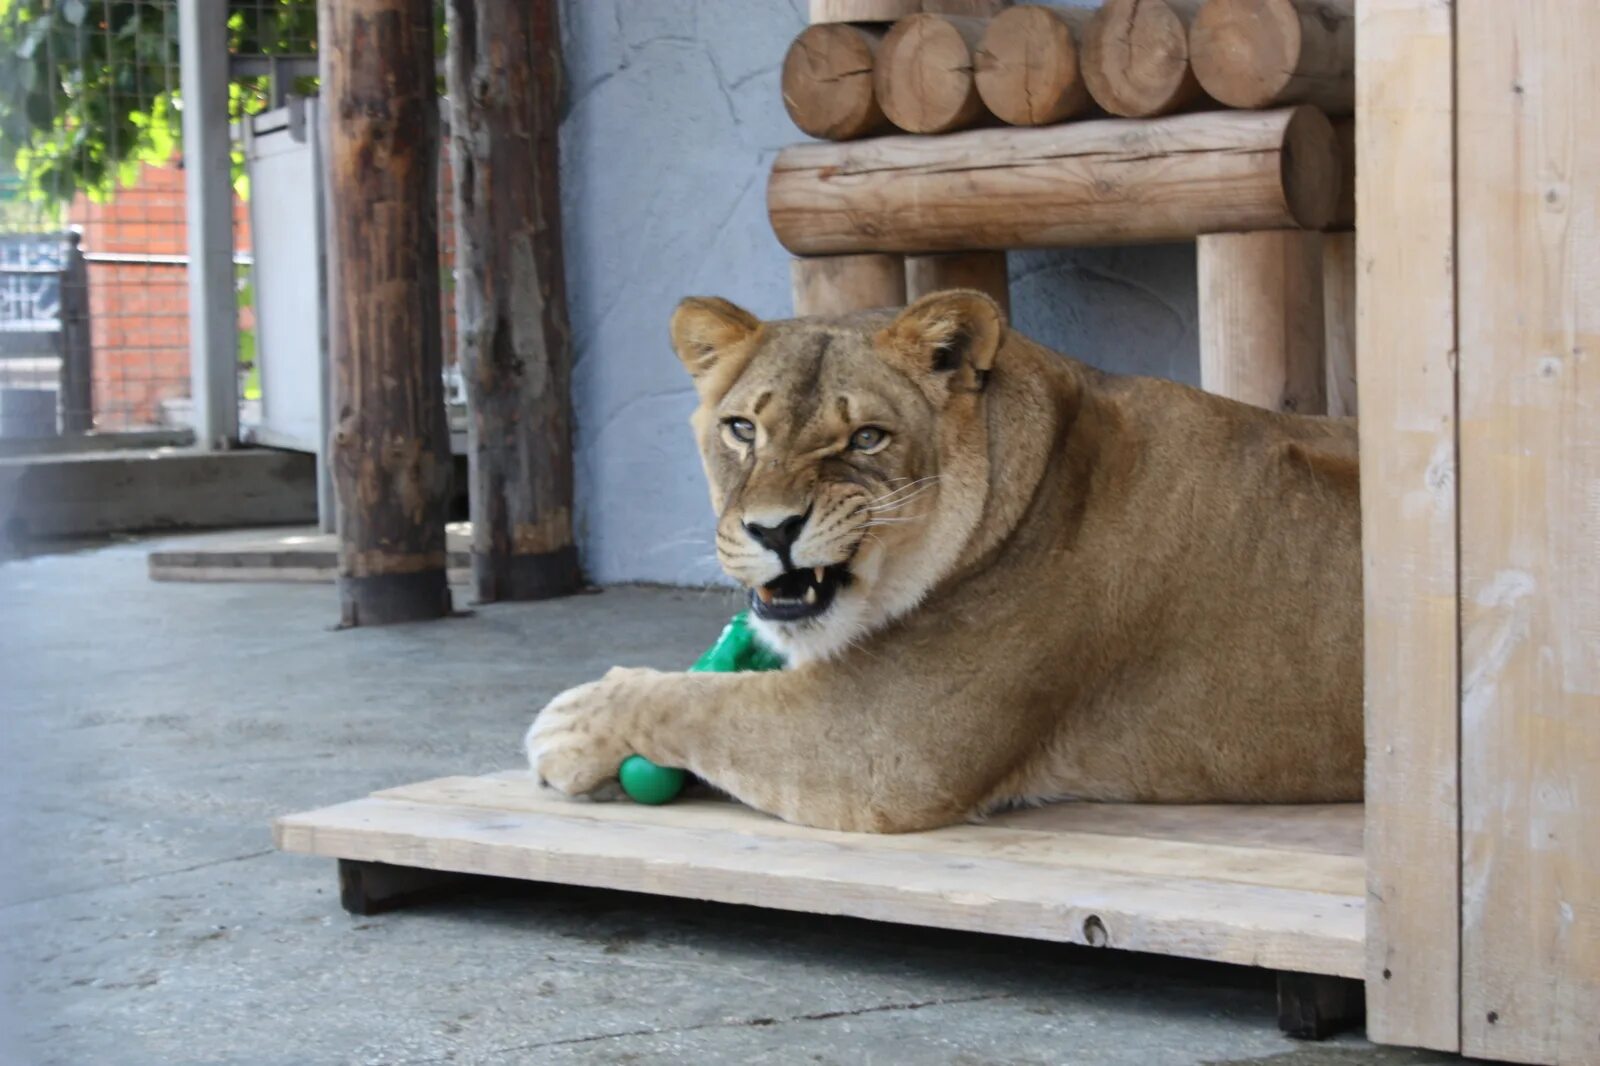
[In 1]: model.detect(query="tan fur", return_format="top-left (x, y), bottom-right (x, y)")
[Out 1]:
top-left (526, 291), bottom-right (1363, 832)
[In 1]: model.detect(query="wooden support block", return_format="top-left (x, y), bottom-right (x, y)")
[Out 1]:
top-left (338, 858), bottom-right (473, 916)
top-left (1191, 0), bottom-right (1355, 115)
top-left (905, 252), bottom-right (1010, 317)
top-left (1321, 232), bottom-right (1355, 417)
top-left (1277, 973), bottom-right (1365, 1040)
top-left (973, 5), bottom-right (1094, 127)
top-left (875, 14), bottom-right (992, 134)
top-left (446, 0), bottom-right (582, 604)
top-left (1197, 230), bottom-right (1326, 415)
top-left (782, 24), bottom-right (891, 141)
top-left (1081, 0), bottom-right (1208, 118)
top-left (791, 254), bottom-right (908, 316)
top-left (769, 107), bottom-right (1338, 255)
top-left (324, 0), bottom-right (453, 626)
top-left (808, 0), bottom-right (1007, 24)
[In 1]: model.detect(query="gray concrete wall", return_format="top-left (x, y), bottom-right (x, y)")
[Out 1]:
top-left (560, 0), bottom-right (1199, 586)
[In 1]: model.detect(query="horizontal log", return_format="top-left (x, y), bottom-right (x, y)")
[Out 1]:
top-left (767, 106), bottom-right (1337, 255)
top-left (974, 5), bottom-right (1095, 127)
top-left (1190, 0), bottom-right (1355, 114)
top-left (782, 24), bottom-right (890, 141)
top-left (809, 0), bottom-right (1008, 23)
top-left (1082, 0), bottom-right (1208, 118)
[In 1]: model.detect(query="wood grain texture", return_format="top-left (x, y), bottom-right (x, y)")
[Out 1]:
top-left (809, 0), bottom-right (1008, 24)
top-left (791, 254), bottom-right (907, 316)
top-left (768, 106), bottom-right (1338, 255)
top-left (973, 5), bottom-right (1094, 126)
top-left (874, 14), bottom-right (992, 134)
top-left (1330, 117), bottom-right (1354, 230)
top-left (1355, 0), bottom-right (1460, 1050)
top-left (275, 772), bottom-right (1366, 977)
top-left (321, 0), bottom-right (452, 626)
top-left (446, 0), bottom-right (581, 603)
top-left (905, 251), bottom-right (1010, 316)
top-left (782, 24), bottom-right (890, 141)
top-left (1197, 230), bottom-right (1326, 415)
top-left (1190, 0), bottom-right (1355, 114)
top-left (1322, 231), bottom-right (1356, 417)
top-left (1457, 1), bottom-right (1600, 1061)
top-left (1081, 0), bottom-right (1208, 118)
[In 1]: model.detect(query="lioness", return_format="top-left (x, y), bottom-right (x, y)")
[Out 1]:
top-left (526, 290), bottom-right (1363, 832)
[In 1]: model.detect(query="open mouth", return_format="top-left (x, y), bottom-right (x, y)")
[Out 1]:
top-left (750, 564), bottom-right (851, 622)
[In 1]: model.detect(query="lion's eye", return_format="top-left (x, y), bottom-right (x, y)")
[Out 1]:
top-left (849, 426), bottom-right (889, 453)
top-left (724, 418), bottom-right (756, 444)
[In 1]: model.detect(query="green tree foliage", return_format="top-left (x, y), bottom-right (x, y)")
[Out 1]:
top-left (0, 0), bottom-right (318, 210)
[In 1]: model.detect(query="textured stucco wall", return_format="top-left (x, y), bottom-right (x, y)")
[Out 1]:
top-left (560, 0), bottom-right (1199, 586)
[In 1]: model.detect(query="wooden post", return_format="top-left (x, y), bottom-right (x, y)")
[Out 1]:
top-left (446, 0), bottom-right (581, 603)
top-left (1356, 0), bottom-right (1459, 1050)
top-left (808, 0), bottom-right (1007, 23)
top-left (905, 252), bottom-right (1010, 317)
top-left (791, 254), bottom-right (907, 317)
top-left (1196, 231), bottom-right (1325, 415)
top-left (321, 0), bottom-right (453, 626)
top-left (1321, 232), bottom-right (1355, 417)
top-left (1190, 0), bottom-right (1355, 115)
top-left (781, 24), bottom-right (891, 141)
top-left (874, 14), bottom-right (993, 134)
top-left (1081, 0), bottom-right (1207, 119)
top-left (1457, 1), bottom-right (1600, 1061)
top-left (973, 6), bottom-right (1094, 127)
top-left (57, 233), bottom-right (93, 434)
top-left (770, 107), bottom-right (1339, 255)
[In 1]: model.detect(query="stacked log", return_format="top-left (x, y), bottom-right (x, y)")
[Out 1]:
top-left (1189, 0), bottom-right (1355, 114)
top-left (1081, 0), bottom-right (1207, 118)
top-left (973, 6), bottom-right (1095, 127)
top-left (874, 14), bottom-right (993, 134)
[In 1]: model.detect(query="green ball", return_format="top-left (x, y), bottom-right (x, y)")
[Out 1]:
top-left (618, 755), bottom-right (687, 805)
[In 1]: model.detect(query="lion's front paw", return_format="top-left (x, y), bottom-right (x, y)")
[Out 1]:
top-left (523, 668), bottom-right (660, 798)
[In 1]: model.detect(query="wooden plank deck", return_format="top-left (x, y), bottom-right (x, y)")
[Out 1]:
top-left (275, 771), bottom-right (1365, 978)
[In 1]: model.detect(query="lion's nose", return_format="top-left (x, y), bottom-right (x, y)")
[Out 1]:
top-left (743, 510), bottom-right (810, 558)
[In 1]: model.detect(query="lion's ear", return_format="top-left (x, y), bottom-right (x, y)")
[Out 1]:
top-left (669, 297), bottom-right (762, 391)
top-left (876, 289), bottom-right (1004, 401)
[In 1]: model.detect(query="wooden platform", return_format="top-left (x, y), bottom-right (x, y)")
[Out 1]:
top-left (148, 524), bottom-right (472, 584)
top-left (275, 771), bottom-right (1365, 979)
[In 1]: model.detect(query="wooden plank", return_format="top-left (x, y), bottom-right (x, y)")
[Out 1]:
top-left (374, 774), bottom-right (1366, 896)
top-left (1355, 0), bottom-right (1460, 1050)
top-left (1197, 230), bottom-right (1327, 414)
top-left (147, 527), bottom-right (471, 584)
top-left (1457, 1), bottom-right (1600, 1061)
top-left (991, 800), bottom-right (1363, 858)
top-left (277, 792), bottom-right (1364, 977)
top-left (808, 0), bottom-right (1007, 24)
top-left (1322, 231), bottom-right (1357, 417)
top-left (768, 107), bottom-right (1340, 255)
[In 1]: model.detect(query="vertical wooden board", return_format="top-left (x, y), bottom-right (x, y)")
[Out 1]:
top-left (1458, 2), bottom-right (1600, 1061)
top-left (1322, 232), bottom-right (1357, 418)
top-left (1355, 0), bottom-right (1460, 1051)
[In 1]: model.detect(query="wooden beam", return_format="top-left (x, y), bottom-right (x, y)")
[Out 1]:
top-left (874, 14), bottom-right (992, 134)
top-left (445, 0), bottom-right (581, 604)
top-left (1355, 0), bottom-right (1459, 1050)
top-left (769, 107), bottom-right (1338, 255)
top-left (1196, 231), bottom-right (1325, 415)
top-left (808, 0), bottom-right (1006, 23)
top-left (1321, 232), bottom-right (1356, 417)
top-left (1457, 1), bottom-right (1600, 1060)
top-left (1190, 0), bottom-right (1355, 115)
top-left (781, 24), bottom-right (891, 142)
top-left (905, 252), bottom-right (1010, 318)
top-left (791, 254), bottom-right (907, 316)
top-left (973, 5), bottom-right (1094, 127)
top-left (1081, 0), bottom-right (1207, 119)
top-left (321, 0), bottom-right (453, 626)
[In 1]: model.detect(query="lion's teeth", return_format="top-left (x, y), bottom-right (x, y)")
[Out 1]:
top-left (813, 567), bottom-right (825, 582)
top-left (804, 586), bottom-right (818, 605)
top-left (757, 586), bottom-right (774, 605)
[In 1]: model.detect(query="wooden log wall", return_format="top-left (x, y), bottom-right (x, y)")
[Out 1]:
top-left (973, 6), bottom-right (1095, 127)
top-left (874, 14), bottom-right (992, 133)
top-left (321, 0), bottom-right (454, 627)
top-left (1082, 0), bottom-right (1208, 118)
top-left (1190, 0), bottom-right (1355, 114)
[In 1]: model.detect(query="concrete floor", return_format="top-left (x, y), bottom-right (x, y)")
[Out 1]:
top-left (0, 534), bottom-right (1469, 1066)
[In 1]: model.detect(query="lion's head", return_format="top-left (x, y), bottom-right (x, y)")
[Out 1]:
top-left (669, 289), bottom-right (1007, 663)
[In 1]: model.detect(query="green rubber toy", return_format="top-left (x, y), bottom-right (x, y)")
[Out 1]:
top-left (617, 611), bottom-right (784, 805)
